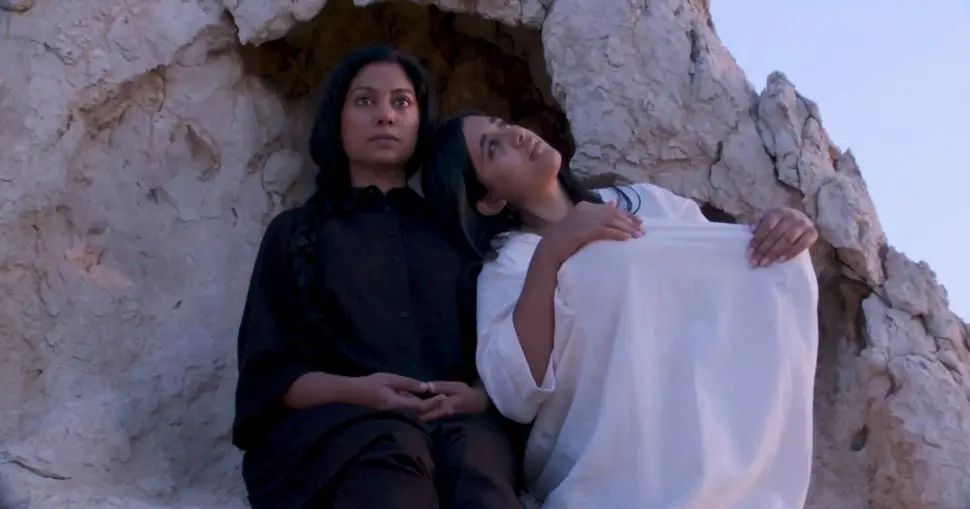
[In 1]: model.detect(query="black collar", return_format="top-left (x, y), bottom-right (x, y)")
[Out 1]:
top-left (338, 185), bottom-right (426, 214)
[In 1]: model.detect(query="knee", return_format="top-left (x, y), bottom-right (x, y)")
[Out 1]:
top-left (343, 418), bottom-right (435, 480)
top-left (328, 420), bottom-right (439, 508)
top-left (436, 417), bottom-right (517, 472)
top-left (379, 419), bottom-right (432, 450)
top-left (433, 417), bottom-right (522, 508)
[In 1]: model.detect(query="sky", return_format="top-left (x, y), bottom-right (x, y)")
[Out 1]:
top-left (711, 1), bottom-right (969, 320)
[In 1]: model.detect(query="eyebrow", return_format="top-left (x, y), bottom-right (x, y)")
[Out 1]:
top-left (478, 116), bottom-right (500, 158)
top-left (349, 86), bottom-right (415, 95)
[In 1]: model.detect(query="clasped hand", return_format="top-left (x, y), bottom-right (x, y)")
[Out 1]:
top-left (349, 373), bottom-right (489, 422)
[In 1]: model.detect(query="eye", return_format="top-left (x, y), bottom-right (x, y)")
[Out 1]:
top-left (392, 96), bottom-right (413, 108)
top-left (487, 139), bottom-right (499, 158)
top-left (354, 96), bottom-right (374, 106)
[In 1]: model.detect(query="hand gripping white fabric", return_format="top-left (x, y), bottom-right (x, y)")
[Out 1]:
top-left (532, 219), bottom-right (819, 509)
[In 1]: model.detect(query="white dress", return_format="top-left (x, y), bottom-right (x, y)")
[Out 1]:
top-left (476, 183), bottom-right (819, 509)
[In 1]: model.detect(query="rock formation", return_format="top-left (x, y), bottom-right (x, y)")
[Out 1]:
top-left (1, 0), bottom-right (967, 507)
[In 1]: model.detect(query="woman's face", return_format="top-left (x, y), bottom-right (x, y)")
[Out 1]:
top-left (340, 62), bottom-right (420, 169)
top-left (461, 115), bottom-right (562, 214)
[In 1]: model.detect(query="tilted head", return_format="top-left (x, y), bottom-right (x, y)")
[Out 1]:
top-left (422, 113), bottom-right (602, 259)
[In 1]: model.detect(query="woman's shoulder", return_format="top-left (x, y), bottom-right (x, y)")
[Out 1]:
top-left (480, 233), bottom-right (539, 280)
top-left (594, 181), bottom-right (681, 202)
top-left (261, 207), bottom-right (305, 245)
top-left (250, 206), bottom-right (317, 266)
top-left (595, 181), bottom-right (701, 220)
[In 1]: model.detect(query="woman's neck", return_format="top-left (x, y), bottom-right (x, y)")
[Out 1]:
top-left (519, 183), bottom-right (572, 232)
top-left (349, 163), bottom-right (406, 192)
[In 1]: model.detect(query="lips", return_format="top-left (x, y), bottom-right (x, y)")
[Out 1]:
top-left (370, 134), bottom-right (400, 142)
top-left (528, 138), bottom-right (543, 160)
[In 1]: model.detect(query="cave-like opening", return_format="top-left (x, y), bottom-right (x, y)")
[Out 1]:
top-left (238, 0), bottom-right (573, 204)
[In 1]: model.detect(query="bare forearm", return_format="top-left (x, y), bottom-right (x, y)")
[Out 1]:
top-left (512, 244), bottom-right (561, 384)
top-left (283, 371), bottom-right (359, 409)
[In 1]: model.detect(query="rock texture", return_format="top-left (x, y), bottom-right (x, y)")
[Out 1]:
top-left (1, 0), bottom-right (967, 508)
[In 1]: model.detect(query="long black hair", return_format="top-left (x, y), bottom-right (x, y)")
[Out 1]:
top-left (291, 45), bottom-right (438, 322)
top-left (421, 111), bottom-right (637, 261)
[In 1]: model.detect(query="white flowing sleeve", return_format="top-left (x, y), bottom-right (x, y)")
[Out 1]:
top-left (475, 255), bottom-right (558, 424)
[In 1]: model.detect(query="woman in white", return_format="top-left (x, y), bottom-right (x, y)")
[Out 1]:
top-left (421, 112), bottom-right (820, 509)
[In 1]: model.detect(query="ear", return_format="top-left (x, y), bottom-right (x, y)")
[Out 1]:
top-left (476, 194), bottom-right (507, 216)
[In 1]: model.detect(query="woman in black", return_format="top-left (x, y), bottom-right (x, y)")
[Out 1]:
top-left (232, 45), bottom-right (522, 509)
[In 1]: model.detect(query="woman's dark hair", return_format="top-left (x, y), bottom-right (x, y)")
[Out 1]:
top-left (422, 111), bottom-right (637, 261)
top-left (291, 45), bottom-right (438, 322)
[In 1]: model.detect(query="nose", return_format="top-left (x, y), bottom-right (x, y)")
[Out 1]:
top-left (507, 128), bottom-right (527, 147)
top-left (375, 100), bottom-right (396, 126)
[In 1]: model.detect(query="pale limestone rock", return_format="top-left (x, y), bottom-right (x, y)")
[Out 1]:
top-left (261, 149), bottom-right (304, 195)
top-left (223, 0), bottom-right (548, 46)
top-left (756, 72), bottom-right (886, 283)
top-left (1, 0), bottom-right (968, 508)
top-left (0, 470), bottom-right (30, 509)
top-left (0, 0), bottom-right (33, 13)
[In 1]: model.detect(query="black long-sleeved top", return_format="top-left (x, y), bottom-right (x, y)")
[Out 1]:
top-left (232, 185), bottom-right (480, 508)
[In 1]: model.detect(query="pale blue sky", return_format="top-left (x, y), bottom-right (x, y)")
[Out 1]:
top-left (712, 1), bottom-right (969, 319)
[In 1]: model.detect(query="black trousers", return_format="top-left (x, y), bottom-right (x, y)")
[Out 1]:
top-left (312, 413), bottom-right (523, 509)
